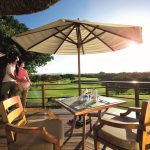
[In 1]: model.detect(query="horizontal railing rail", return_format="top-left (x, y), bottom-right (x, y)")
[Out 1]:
top-left (101, 81), bottom-right (150, 108)
top-left (26, 81), bottom-right (150, 108)
top-left (27, 82), bottom-right (103, 107)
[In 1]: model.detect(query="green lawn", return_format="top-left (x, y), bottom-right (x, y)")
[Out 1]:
top-left (26, 78), bottom-right (150, 108)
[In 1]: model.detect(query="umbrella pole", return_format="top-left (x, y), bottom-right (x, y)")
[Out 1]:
top-left (76, 24), bottom-right (82, 121)
top-left (77, 46), bottom-right (81, 96)
top-left (77, 46), bottom-right (82, 121)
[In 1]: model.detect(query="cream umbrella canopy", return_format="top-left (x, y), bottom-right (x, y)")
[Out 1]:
top-left (12, 19), bottom-right (142, 95)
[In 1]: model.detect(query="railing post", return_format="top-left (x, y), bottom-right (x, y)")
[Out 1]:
top-left (134, 83), bottom-right (140, 118)
top-left (42, 84), bottom-right (45, 108)
top-left (134, 83), bottom-right (140, 107)
top-left (105, 83), bottom-right (109, 97)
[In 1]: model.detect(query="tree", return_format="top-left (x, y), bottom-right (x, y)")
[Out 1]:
top-left (0, 16), bottom-right (53, 82)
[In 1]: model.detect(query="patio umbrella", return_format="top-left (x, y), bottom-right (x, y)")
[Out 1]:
top-left (12, 19), bottom-right (142, 95)
top-left (0, 0), bottom-right (60, 15)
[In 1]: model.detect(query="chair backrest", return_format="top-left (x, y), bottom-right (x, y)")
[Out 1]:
top-left (139, 100), bottom-right (150, 124)
top-left (0, 96), bottom-right (27, 142)
top-left (137, 100), bottom-right (150, 149)
top-left (0, 96), bottom-right (27, 126)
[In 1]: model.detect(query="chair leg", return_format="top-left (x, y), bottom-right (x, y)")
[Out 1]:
top-left (94, 138), bottom-right (98, 150)
top-left (60, 145), bottom-right (63, 150)
top-left (94, 138), bottom-right (102, 150)
top-left (93, 126), bottom-right (100, 150)
top-left (89, 115), bottom-right (92, 132)
top-left (54, 144), bottom-right (60, 150)
top-left (70, 115), bottom-right (77, 137)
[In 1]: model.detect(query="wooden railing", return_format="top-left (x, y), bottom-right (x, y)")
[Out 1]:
top-left (27, 82), bottom-right (102, 107)
top-left (101, 81), bottom-right (150, 108)
top-left (26, 81), bottom-right (150, 108)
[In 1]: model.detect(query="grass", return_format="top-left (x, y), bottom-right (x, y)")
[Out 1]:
top-left (26, 77), bottom-right (150, 108)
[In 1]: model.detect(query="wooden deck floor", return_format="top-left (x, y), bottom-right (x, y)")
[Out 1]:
top-left (0, 108), bottom-right (111, 150)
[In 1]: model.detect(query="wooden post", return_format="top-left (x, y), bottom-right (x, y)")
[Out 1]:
top-left (76, 23), bottom-right (81, 96)
top-left (134, 83), bottom-right (140, 107)
top-left (134, 83), bottom-right (140, 118)
top-left (105, 83), bottom-right (109, 97)
top-left (77, 46), bottom-right (81, 96)
top-left (42, 84), bottom-right (45, 108)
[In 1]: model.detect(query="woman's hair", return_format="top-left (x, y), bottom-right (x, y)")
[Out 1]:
top-left (7, 51), bottom-right (20, 63)
top-left (18, 60), bottom-right (24, 67)
top-left (16, 60), bottom-right (24, 75)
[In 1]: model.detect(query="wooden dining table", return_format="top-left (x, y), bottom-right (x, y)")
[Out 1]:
top-left (55, 95), bottom-right (127, 150)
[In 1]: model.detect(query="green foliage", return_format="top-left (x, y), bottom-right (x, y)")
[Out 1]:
top-left (0, 16), bottom-right (54, 82)
top-left (98, 72), bottom-right (150, 81)
top-left (60, 74), bottom-right (76, 81)
top-left (98, 72), bottom-right (150, 94)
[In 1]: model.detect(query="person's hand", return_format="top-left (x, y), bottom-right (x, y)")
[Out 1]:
top-left (29, 82), bottom-right (32, 86)
top-left (20, 79), bottom-right (27, 83)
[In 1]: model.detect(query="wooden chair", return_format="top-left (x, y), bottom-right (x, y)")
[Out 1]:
top-left (88, 106), bottom-right (141, 131)
top-left (0, 96), bottom-right (64, 150)
top-left (93, 100), bottom-right (150, 150)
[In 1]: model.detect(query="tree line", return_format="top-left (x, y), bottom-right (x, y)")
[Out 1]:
top-left (30, 72), bottom-right (150, 83)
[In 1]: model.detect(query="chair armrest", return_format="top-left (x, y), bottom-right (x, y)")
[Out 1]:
top-left (120, 107), bottom-right (142, 116)
top-left (99, 118), bottom-right (139, 129)
top-left (25, 108), bottom-right (59, 119)
top-left (6, 123), bottom-right (59, 144)
top-left (139, 123), bottom-right (150, 132)
top-left (145, 124), bottom-right (150, 132)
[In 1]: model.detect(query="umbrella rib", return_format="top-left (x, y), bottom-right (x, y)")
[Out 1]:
top-left (54, 27), bottom-right (76, 45)
top-left (82, 32), bottom-right (105, 44)
top-left (83, 25), bottom-right (114, 51)
top-left (26, 24), bottom-right (74, 50)
top-left (81, 24), bottom-right (105, 44)
top-left (54, 24), bottom-right (76, 54)
top-left (86, 24), bottom-right (137, 42)
top-left (54, 35), bottom-right (75, 44)
top-left (66, 21), bottom-right (140, 42)
top-left (81, 25), bottom-right (98, 43)
top-left (14, 24), bottom-right (71, 37)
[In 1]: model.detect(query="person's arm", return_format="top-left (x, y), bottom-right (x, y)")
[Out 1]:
top-left (9, 72), bottom-right (26, 82)
top-left (25, 69), bottom-right (32, 85)
top-left (27, 76), bottom-right (32, 85)
top-left (7, 65), bottom-right (26, 82)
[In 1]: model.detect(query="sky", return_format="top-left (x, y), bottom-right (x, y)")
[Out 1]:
top-left (15, 0), bottom-right (150, 74)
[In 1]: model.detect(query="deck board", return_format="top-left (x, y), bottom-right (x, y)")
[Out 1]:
top-left (0, 108), bottom-right (111, 150)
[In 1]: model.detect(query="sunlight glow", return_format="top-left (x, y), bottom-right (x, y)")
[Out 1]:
top-left (132, 81), bottom-right (138, 83)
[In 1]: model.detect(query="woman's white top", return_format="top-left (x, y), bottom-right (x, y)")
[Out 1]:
top-left (2, 63), bottom-right (16, 82)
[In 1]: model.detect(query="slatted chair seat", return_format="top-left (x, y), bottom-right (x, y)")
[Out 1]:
top-left (9, 119), bottom-right (64, 150)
